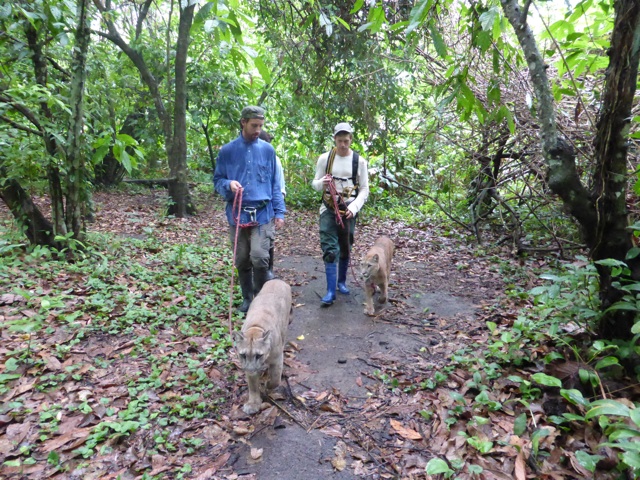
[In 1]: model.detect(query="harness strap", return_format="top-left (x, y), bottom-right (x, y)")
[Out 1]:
top-left (322, 149), bottom-right (360, 212)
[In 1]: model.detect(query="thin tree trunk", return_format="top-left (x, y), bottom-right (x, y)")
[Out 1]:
top-left (168, 1), bottom-right (196, 216)
top-left (24, 22), bottom-right (67, 237)
top-left (93, 0), bottom-right (194, 217)
top-left (65, 0), bottom-right (91, 240)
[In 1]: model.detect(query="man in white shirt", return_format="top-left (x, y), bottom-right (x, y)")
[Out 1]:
top-left (311, 122), bottom-right (369, 306)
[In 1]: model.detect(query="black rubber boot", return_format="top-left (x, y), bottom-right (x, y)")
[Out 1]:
top-left (267, 246), bottom-right (275, 280)
top-left (237, 269), bottom-right (254, 313)
top-left (253, 267), bottom-right (271, 296)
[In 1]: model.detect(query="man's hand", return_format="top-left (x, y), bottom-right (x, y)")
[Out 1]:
top-left (230, 180), bottom-right (242, 192)
top-left (322, 174), bottom-right (332, 187)
top-left (344, 209), bottom-right (354, 220)
top-left (275, 218), bottom-right (285, 229)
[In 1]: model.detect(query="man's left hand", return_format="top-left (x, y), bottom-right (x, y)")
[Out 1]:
top-left (344, 210), bottom-right (354, 219)
top-left (275, 218), bottom-right (285, 229)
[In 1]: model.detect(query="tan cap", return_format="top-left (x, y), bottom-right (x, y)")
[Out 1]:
top-left (333, 122), bottom-right (353, 136)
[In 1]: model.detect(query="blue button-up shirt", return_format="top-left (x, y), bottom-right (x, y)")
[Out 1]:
top-left (213, 135), bottom-right (286, 226)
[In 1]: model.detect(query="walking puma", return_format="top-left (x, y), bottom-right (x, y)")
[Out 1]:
top-left (361, 236), bottom-right (395, 316)
top-left (232, 279), bottom-right (292, 414)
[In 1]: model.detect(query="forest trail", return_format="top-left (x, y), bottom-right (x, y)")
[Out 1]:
top-left (0, 191), bottom-right (514, 479)
top-left (230, 253), bottom-right (482, 479)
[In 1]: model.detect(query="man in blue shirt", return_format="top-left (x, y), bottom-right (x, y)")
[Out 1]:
top-left (214, 106), bottom-right (286, 312)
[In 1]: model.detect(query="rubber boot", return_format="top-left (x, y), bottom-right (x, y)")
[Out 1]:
top-left (321, 262), bottom-right (337, 306)
top-left (337, 257), bottom-right (350, 295)
top-left (237, 269), bottom-right (254, 313)
top-left (253, 267), bottom-right (271, 296)
top-left (266, 246), bottom-right (275, 280)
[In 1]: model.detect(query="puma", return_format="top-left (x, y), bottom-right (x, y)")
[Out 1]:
top-left (232, 279), bottom-right (292, 415)
top-left (361, 236), bottom-right (395, 316)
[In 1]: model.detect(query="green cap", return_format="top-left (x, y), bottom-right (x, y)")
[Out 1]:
top-left (241, 106), bottom-right (265, 120)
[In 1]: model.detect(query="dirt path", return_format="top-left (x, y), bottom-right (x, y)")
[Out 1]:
top-left (224, 208), bottom-right (505, 478)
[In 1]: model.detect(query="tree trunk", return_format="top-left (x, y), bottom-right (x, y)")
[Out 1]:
top-left (65, 0), bottom-right (91, 241)
top-left (0, 163), bottom-right (59, 248)
top-left (500, 0), bottom-right (640, 341)
top-left (93, 0), bottom-right (194, 217)
top-left (24, 22), bottom-right (67, 238)
top-left (167, 1), bottom-right (196, 217)
top-left (591, 0), bottom-right (640, 339)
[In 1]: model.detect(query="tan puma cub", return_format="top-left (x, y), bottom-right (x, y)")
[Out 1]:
top-left (361, 236), bottom-right (395, 316)
top-left (233, 279), bottom-right (292, 415)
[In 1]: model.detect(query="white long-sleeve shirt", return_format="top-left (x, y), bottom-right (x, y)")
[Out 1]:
top-left (311, 150), bottom-right (369, 215)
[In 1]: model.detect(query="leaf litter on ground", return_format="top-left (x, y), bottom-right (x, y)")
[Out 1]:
top-left (0, 190), bottom-right (637, 479)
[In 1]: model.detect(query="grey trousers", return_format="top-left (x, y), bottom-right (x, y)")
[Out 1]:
top-left (228, 220), bottom-right (275, 271)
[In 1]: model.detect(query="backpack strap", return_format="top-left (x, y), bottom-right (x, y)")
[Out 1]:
top-left (325, 148), bottom-right (337, 175)
top-left (351, 152), bottom-right (359, 187)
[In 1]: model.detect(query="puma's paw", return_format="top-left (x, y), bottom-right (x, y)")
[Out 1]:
top-left (364, 306), bottom-right (375, 316)
top-left (242, 402), bottom-right (261, 415)
top-left (378, 295), bottom-right (387, 304)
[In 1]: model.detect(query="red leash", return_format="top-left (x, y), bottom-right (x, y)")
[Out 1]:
top-left (227, 188), bottom-right (260, 335)
top-left (326, 178), bottom-right (362, 289)
top-left (326, 176), bottom-right (344, 228)
top-left (227, 189), bottom-right (242, 336)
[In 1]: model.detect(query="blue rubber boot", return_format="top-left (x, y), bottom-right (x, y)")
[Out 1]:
top-left (321, 262), bottom-right (337, 306)
top-left (337, 257), bottom-right (350, 295)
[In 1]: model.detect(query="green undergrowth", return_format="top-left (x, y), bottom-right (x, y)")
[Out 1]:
top-left (418, 256), bottom-right (640, 479)
top-left (0, 221), bottom-right (242, 477)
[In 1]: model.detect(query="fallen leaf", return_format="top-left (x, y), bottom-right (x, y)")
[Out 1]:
top-left (331, 441), bottom-right (348, 471)
top-left (390, 419), bottom-right (422, 440)
top-left (250, 448), bottom-right (263, 460)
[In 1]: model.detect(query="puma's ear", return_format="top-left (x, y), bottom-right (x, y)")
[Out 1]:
top-left (372, 254), bottom-right (379, 263)
top-left (260, 329), bottom-right (272, 343)
top-left (232, 331), bottom-right (244, 345)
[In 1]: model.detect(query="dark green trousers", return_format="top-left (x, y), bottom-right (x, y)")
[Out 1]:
top-left (319, 209), bottom-right (356, 264)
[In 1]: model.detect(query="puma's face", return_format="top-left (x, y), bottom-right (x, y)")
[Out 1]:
top-left (236, 336), bottom-right (271, 374)
top-left (361, 254), bottom-right (380, 283)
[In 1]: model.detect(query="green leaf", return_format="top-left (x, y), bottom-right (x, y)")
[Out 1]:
top-left (429, 25), bottom-right (447, 58)
top-left (621, 451), bottom-right (640, 469)
top-left (595, 258), bottom-right (627, 268)
top-left (630, 408), bottom-right (640, 427)
top-left (350, 0), bottom-right (365, 14)
top-left (254, 56), bottom-right (271, 84)
top-left (486, 321), bottom-right (497, 333)
top-left (47, 451), bottom-right (60, 466)
top-left (4, 357), bottom-right (19, 373)
top-left (467, 436), bottom-right (493, 453)
top-left (626, 247), bottom-right (640, 260)
top-left (0, 373), bottom-right (21, 383)
top-left (595, 356), bottom-right (619, 370)
top-left (406, 0), bottom-right (433, 36)
top-left (575, 450), bottom-right (603, 473)
top-left (478, 7), bottom-right (498, 31)
top-left (586, 400), bottom-right (631, 419)
top-left (425, 458), bottom-right (453, 475)
top-left (531, 373), bottom-right (562, 388)
top-left (560, 389), bottom-right (588, 407)
top-left (513, 413), bottom-right (527, 436)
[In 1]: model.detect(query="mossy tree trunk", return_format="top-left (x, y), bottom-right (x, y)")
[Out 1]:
top-left (500, 0), bottom-right (640, 340)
